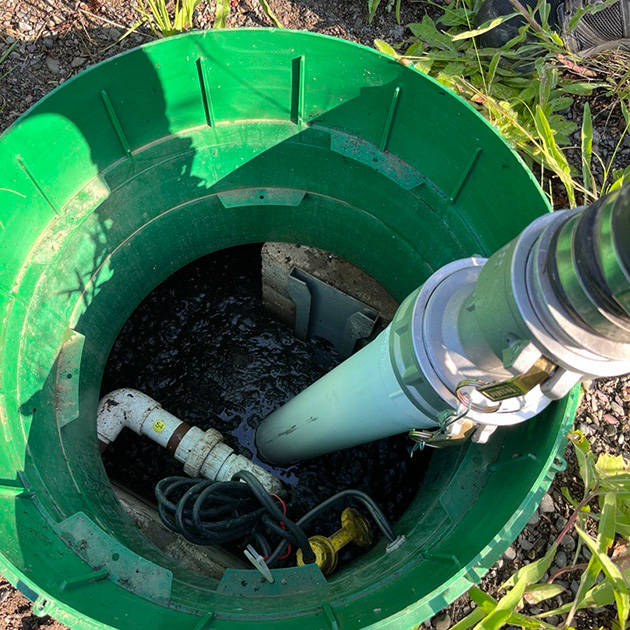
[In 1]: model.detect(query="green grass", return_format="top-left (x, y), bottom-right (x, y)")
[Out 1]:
top-left (134, 0), bottom-right (284, 35)
top-left (368, 0), bottom-right (402, 24)
top-left (213, 0), bottom-right (283, 29)
top-left (136, 0), bottom-right (202, 37)
top-left (375, 0), bottom-right (630, 207)
top-left (450, 429), bottom-right (630, 630)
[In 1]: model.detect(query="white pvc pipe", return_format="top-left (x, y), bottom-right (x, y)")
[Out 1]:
top-left (256, 327), bottom-right (437, 465)
top-left (97, 389), bottom-right (282, 495)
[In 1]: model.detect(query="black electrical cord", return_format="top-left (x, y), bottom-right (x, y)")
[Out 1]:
top-left (233, 470), bottom-right (314, 563)
top-left (155, 473), bottom-right (316, 564)
top-left (155, 471), bottom-right (396, 569)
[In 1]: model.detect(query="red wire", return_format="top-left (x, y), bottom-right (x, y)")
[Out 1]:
top-left (270, 494), bottom-right (292, 560)
top-left (271, 493), bottom-right (287, 515)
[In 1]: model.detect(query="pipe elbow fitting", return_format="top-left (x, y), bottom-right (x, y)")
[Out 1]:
top-left (97, 388), bottom-right (157, 445)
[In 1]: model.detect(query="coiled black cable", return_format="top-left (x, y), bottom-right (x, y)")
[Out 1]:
top-left (155, 472), bottom-right (315, 564)
top-left (155, 471), bottom-right (396, 568)
top-left (233, 471), bottom-right (313, 560)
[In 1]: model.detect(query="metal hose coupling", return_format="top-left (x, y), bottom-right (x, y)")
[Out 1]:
top-left (256, 186), bottom-right (630, 464)
top-left (544, 187), bottom-right (630, 357)
top-left (460, 184), bottom-right (630, 395)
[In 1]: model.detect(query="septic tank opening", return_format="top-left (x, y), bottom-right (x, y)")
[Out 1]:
top-left (100, 243), bottom-right (430, 575)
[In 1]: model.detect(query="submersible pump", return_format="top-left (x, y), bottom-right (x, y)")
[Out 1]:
top-left (257, 185), bottom-right (630, 464)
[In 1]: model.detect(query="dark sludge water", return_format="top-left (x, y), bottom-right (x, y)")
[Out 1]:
top-left (100, 244), bottom-right (430, 565)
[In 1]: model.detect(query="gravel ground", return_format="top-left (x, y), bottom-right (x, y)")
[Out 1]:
top-left (0, 1), bottom-right (627, 628)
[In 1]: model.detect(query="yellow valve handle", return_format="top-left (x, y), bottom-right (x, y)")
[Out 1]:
top-left (296, 507), bottom-right (372, 575)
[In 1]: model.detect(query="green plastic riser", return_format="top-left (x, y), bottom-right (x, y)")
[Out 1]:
top-left (0, 29), bottom-right (577, 629)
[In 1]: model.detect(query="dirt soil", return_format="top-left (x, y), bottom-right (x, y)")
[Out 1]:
top-left (0, 1), bottom-right (627, 629)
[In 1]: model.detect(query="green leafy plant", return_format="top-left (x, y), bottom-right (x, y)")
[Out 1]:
top-left (133, 0), bottom-right (283, 43)
top-left (580, 97), bottom-right (630, 197)
top-left (375, 0), bottom-right (630, 207)
top-left (369, 0), bottom-right (402, 24)
top-left (214, 0), bottom-right (230, 28)
top-left (136, 0), bottom-right (202, 37)
top-left (451, 430), bottom-right (630, 629)
top-left (212, 0), bottom-right (283, 29)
